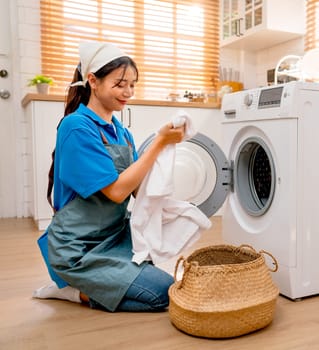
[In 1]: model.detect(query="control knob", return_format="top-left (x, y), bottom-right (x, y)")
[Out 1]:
top-left (243, 93), bottom-right (253, 107)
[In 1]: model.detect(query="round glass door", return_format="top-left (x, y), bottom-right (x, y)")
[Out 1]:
top-left (235, 137), bottom-right (275, 216)
top-left (138, 133), bottom-right (230, 217)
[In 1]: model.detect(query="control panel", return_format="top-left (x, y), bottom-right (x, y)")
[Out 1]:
top-left (258, 86), bottom-right (284, 109)
top-left (241, 86), bottom-right (284, 110)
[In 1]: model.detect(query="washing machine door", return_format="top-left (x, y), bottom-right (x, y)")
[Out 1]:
top-left (138, 132), bottom-right (231, 217)
top-left (234, 137), bottom-right (276, 216)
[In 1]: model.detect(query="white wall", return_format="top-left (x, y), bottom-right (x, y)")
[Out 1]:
top-left (3, 0), bottom-right (41, 218)
top-left (220, 37), bottom-right (305, 90)
top-left (17, 0), bottom-right (42, 95)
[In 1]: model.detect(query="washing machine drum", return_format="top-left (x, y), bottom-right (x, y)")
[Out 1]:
top-left (137, 132), bottom-right (231, 217)
top-left (235, 137), bottom-right (276, 216)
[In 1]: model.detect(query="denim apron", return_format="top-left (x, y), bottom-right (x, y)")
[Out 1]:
top-left (47, 133), bottom-right (146, 312)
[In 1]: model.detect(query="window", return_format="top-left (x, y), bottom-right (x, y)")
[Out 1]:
top-left (40, 0), bottom-right (219, 99)
top-left (305, 0), bottom-right (319, 51)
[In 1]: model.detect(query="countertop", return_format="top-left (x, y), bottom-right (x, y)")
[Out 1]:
top-left (21, 93), bottom-right (220, 109)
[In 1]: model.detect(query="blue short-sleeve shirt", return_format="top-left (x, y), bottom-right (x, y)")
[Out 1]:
top-left (53, 103), bottom-right (138, 211)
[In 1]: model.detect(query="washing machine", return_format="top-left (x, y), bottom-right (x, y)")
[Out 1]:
top-left (138, 81), bottom-right (319, 300)
top-left (221, 81), bottom-right (319, 300)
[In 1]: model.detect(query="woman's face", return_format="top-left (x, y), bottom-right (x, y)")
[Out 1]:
top-left (88, 65), bottom-right (137, 115)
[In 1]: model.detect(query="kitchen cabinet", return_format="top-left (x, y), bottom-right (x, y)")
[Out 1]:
top-left (25, 100), bottom-right (64, 230)
top-left (220, 0), bottom-right (305, 51)
top-left (115, 104), bottom-right (221, 149)
top-left (24, 98), bottom-right (221, 230)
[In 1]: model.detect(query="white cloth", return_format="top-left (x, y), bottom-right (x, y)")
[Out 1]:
top-left (71, 41), bottom-right (127, 87)
top-left (130, 111), bottom-right (212, 265)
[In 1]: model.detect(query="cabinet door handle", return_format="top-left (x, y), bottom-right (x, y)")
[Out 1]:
top-left (238, 18), bottom-right (244, 36)
top-left (120, 110), bottom-right (124, 123)
top-left (127, 107), bottom-right (132, 128)
top-left (235, 19), bottom-right (241, 37)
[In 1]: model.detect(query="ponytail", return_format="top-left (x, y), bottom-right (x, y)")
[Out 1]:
top-left (64, 66), bottom-right (90, 116)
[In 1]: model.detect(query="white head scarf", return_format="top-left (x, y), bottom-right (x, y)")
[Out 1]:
top-left (70, 41), bottom-right (127, 87)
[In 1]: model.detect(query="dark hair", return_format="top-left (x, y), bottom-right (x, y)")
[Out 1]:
top-left (64, 56), bottom-right (138, 116)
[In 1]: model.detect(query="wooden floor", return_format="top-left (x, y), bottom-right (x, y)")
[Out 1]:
top-left (1, 216), bottom-right (319, 350)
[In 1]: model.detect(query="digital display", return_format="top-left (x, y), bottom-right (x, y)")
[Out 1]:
top-left (258, 86), bottom-right (283, 109)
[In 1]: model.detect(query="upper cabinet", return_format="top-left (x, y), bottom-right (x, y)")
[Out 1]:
top-left (220, 0), bottom-right (305, 51)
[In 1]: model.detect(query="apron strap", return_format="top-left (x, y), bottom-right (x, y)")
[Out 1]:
top-left (99, 129), bottom-right (109, 145)
top-left (99, 128), bottom-right (132, 148)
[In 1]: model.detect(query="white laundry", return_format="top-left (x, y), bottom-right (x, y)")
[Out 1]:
top-left (130, 110), bottom-right (212, 265)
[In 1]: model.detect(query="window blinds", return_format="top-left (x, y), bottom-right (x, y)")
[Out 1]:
top-left (305, 0), bottom-right (319, 51)
top-left (40, 0), bottom-right (220, 99)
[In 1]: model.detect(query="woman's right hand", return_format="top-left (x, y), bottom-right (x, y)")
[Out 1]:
top-left (155, 122), bottom-right (185, 146)
top-left (101, 123), bottom-right (185, 203)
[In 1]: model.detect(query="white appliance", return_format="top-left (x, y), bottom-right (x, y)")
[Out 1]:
top-left (221, 81), bottom-right (319, 300)
top-left (138, 81), bottom-right (319, 300)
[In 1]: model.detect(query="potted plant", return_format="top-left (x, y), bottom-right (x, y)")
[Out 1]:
top-left (28, 74), bottom-right (54, 94)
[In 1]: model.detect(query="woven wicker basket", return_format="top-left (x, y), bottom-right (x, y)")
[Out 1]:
top-left (168, 244), bottom-right (279, 338)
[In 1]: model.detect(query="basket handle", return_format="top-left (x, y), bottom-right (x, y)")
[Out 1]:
top-left (237, 244), bottom-right (278, 272)
top-left (260, 250), bottom-right (279, 272)
top-left (237, 244), bottom-right (257, 253)
top-left (174, 256), bottom-right (197, 289)
top-left (174, 256), bottom-right (185, 282)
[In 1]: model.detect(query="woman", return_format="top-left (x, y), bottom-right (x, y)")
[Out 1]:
top-left (33, 41), bottom-right (185, 312)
